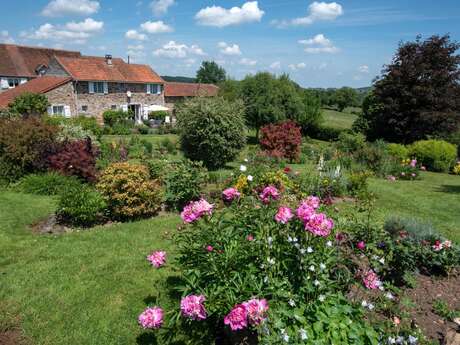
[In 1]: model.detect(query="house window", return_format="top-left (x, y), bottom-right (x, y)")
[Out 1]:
top-left (8, 78), bottom-right (20, 88)
top-left (81, 105), bottom-right (88, 112)
top-left (147, 84), bottom-right (162, 95)
top-left (89, 81), bottom-right (108, 94)
top-left (52, 105), bottom-right (64, 115)
top-left (94, 82), bottom-right (105, 94)
top-left (111, 105), bottom-right (117, 110)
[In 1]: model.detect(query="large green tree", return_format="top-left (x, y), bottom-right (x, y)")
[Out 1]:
top-left (354, 34), bottom-right (460, 143)
top-left (8, 93), bottom-right (50, 117)
top-left (196, 61), bottom-right (226, 84)
top-left (333, 87), bottom-right (358, 112)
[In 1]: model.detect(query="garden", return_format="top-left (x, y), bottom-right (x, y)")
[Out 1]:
top-left (1, 34), bottom-right (460, 345)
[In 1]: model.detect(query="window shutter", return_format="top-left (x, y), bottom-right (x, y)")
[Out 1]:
top-left (64, 106), bottom-right (71, 118)
top-left (156, 84), bottom-right (161, 95)
top-left (88, 82), bottom-right (95, 94)
top-left (47, 106), bottom-right (53, 115)
top-left (146, 84), bottom-right (151, 94)
top-left (121, 104), bottom-right (128, 112)
top-left (143, 105), bottom-right (150, 120)
top-left (20, 78), bottom-right (27, 85)
top-left (103, 82), bottom-right (108, 94)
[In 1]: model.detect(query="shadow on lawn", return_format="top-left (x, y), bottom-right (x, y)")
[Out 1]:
top-left (435, 184), bottom-right (460, 194)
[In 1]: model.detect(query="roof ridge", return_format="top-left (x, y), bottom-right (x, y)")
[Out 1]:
top-left (0, 43), bottom-right (80, 54)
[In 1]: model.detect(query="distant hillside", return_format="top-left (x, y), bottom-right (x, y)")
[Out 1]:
top-left (161, 76), bottom-right (196, 83)
top-left (355, 86), bottom-right (372, 94)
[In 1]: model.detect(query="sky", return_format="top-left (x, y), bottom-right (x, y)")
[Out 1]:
top-left (1, 0), bottom-right (459, 88)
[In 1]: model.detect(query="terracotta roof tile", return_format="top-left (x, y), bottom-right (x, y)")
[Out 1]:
top-left (0, 76), bottom-right (71, 108)
top-left (55, 56), bottom-right (164, 83)
top-left (164, 82), bottom-right (219, 97)
top-left (0, 44), bottom-right (81, 78)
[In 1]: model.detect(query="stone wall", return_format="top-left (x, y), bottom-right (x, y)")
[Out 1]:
top-left (45, 81), bottom-right (78, 115)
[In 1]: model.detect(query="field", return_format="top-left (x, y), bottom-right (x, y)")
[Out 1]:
top-left (322, 107), bottom-right (359, 130)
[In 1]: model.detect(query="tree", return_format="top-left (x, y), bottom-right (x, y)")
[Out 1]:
top-left (8, 92), bottom-right (50, 117)
top-left (333, 87), bottom-right (358, 112)
top-left (354, 34), bottom-right (460, 143)
top-left (218, 78), bottom-right (242, 102)
top-left (196, 61), bottom-right (226, 84)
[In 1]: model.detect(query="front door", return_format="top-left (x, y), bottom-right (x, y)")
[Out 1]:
top-left (128, 104), bottom-right (142, 124)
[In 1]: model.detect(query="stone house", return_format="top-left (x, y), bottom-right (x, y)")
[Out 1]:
top-left (0, 44), bottom-right (81, 93)
top-left (0, 53), bottom-right (166, 123)
top-left (164, 82), bottom-right (219, 111)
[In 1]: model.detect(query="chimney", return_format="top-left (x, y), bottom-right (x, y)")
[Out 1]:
top-left (105, 54), bottom-right (112, 65)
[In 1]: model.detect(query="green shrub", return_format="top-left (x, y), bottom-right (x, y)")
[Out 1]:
top-left (336, 132), bottom-right (366, 153)
top-left (56, 185), bottom-right (107, 227)
top-left (159, 137), bottom-right (177, 155)
top-left (387, 143), bottom-right (409, 161)
top-left (96, 162), bottom-right (163, 220)
top-left (149, 111), bottom-right (168, 121)
top-left (177, 97), bottom-right (246, 170)
top-left (45, 115), bottom-right (102, 138)
top-left (102, 110), bottom-right (132, 127)
top-left (312, 125), bottom-right (343, 141)
top-left (143, 158), bottom-right (169, 182)
top-left (8, 92), bottom-right (49, 117)
top-left (14, 172), bottom-right (82, 195)
top-left (409, 139), bottom-right (457, 172)
top-left (109, 122), bottom-right (132, 135)
top-left (164, 159), bottom-right (208, 210)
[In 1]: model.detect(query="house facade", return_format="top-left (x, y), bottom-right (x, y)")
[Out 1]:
top-left (164, 82), bottom-right (219, 111)
top-left (0, 44), bottom-right (81, 93)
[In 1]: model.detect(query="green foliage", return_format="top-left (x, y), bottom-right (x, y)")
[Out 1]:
top-left (14, 172), bottom-right (81, 196)
top-left (196, 61), bottom-right (226, 84)
top-left (8, 92), bottom-right (50, 117)
top-left (409, 140), bottom-right (457, 172)
top-left (45, 115), bottom-right (103, 138)
top-left (164, 159), bottom-right (208, 210)
top-left (102, 110), bottom-right (133, 127)
top-left (96, 162), bottom-right (163, 220)
top-left (217, 78), bottom-right (242, 102)
top-left (56, 184), bottom-right (107, 227)
top-left (387, 143), bottom-right (409, 161)
top-left (336, 132), bottom-right (366, 153)
top-left (177, 96), bottom-right (246, 169)
top-left (432, 299), bottom-right (460, 322)
top-left (333, 87), bottom-right (359, 112)
top-left (149, 111), bottom-right (168, 121)
top-left (56, 122), bottom-right (99, 144)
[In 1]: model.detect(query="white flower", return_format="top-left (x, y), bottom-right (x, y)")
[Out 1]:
top-left (267, 257), bottom-right (275, 265)
top-left (318, 294), bottom-right (325, 302)
top-left (379, 285), bottom-right (385, 291)
top-left (385, 292), bottom-right (395, 300)
top-left (300, 248), bottom-right (306, 255)
top-left (280, 328), bottom-right (286, 334)
top-left (379, 258), bottom-right (385, 264)
top-left (307, 247), bottom-right (313, 253)
top-left (368, 303), bottom-right (374, 311)
top-left (282, 334), bottom-right (289, 342)
top-left (313, 280), bottom-right (320, 286)
top-left (309, 265), bottom-right (315, 272)
top-left (326, 241), bottom-right (333, 247)
top-left (319, 263), bottom-right (326, 270)
top-left (372, 255), bottom-right (379, 260)
top-left (267, 237), bottom-right (273, 245)
top-left (247, 175), bottom-right (253, 181)
top-left (396, 336), bottom-right (404, 344)
top-left (240, 165), bottom-right (247, 172)
top-left (288, 299), bottom-right (296, 307)
top-left (294, 243), bottom-right (300, 248)
top-left (361, 300), bottom-right (368, 307)
top-left (244, 158), bottom-right (248, 162)
top-left (299, 328), bottom-right (308, 340)
top-left (293, 237), bottom-right (298, 243)
top-left (408, 335), bottom-right (418, 344)
top-left (387, 337), bottom-right (396, 344)
top-left (264, 276), bottom-right (269, 283)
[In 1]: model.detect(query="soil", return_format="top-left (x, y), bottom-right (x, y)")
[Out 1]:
top-left (402, 272), bottom-right (460, 344)
top-left (30, 214), bottom-right (118, 235)
top-left (0, 330), bottom-right (26, 345)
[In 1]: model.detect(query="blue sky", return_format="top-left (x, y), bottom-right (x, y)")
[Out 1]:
top-left (1, 0), bottom-right (459, 87)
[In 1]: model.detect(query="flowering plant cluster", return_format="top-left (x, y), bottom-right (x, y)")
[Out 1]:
top-left (387, 158), bottom-right (422, 181)
top-left (180, 199), bottom-right (213, 223)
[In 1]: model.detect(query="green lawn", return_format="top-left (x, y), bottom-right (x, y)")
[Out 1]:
top-left (102, 134), bottom-right (179, 145)
top-left (322, 108), bottom-right (359, 130)
top-left (0, 191), bottom-right (181, 345)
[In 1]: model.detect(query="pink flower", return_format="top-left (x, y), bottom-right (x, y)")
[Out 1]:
top-left (275, 206), bottom-right (293, 224)
top-left (363, 270), bottom-right (381, 290)
top-left (243, 298), bottom-right (269, 326)
top-left (138, 307), bottom-right (163, 329)
top-left (432, 240), bottom-right (443, 251)
top-left (224, 304), bottom-right (248, 331)
top-left (410, 159), bottom-right (417, 168)
top-left (206, 245), bottom-right (213, 252)
top-left (400, 172), bottom-right (406, 176)
top-left (443, 240), bottom-right (452, 249)
top-left (259, 185), bottom-right (280, 204)
top-left (222, 188), bottom-right (241, 202)
top-left (181, 199), bottom-right (214, 223)
top-left (180, 295), bottom-right (207, 320)
top-left (304, 213), bottom-right (334, 237)
top-left (335, 232), bottom-right (346, 242)
top-left (305, 196), bottom-right (320, 209)
top-left (296, 201), bottom-right (315, 222)
top-left (387, 175), bottom-right (396, 181)
top-left (147, 251), bottom-right (166, 268)
top-left (411, 173), bottom-right (416, 177)
top-left (420, 166), bottom-right (426, 171)
top-left (246, 234), bottom-right (254, 241)
top-left (357, 241), bottom-right (366, 250)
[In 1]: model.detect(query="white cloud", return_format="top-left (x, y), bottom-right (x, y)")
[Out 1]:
top-left (0, 30), bottom-right (14, 44)
top-left (298, 34), bottom-right (339, 53)
top-left (140, 20), bottom-right (173, 33)
top-left (125, 29), bottom-right (147, 41)
top-left (288, 62), bottom-right (307, 71)
top-left (153, 41), bottom-right (206, 58)
top-left (270, 61), bottom-right (281, 69)
top-left (150, 0), bottom-right (175, 16)
top-left (42, 0), bottom-right (100, 17)
top-left (195, 1), bottom-right (264, 27)
top-left (239, 58), bottom-right (257, 66)
top-left (218, 42), bottom-right (242, 56)
top-left (65, 18), bottom-right (103, 32)
top-left (273, 1), bottom-right (343, 28)
top-left (128, 44), bottom-right (145, 51)
top-left (358, 65), bottom-right (369, 73)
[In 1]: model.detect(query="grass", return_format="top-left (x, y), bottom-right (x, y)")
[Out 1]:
top-left (102, 134), bottom-right (179, 145)
top-left (0, 190), bottom-right (181, 345)
top-left (322, 107), bottom-right (359, 130)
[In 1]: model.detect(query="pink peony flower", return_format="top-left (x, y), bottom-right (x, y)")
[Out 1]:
top-left (181, 199), bottom-right (214, 223)
top-left (304, 213), bottom-right (334, 237)
top-left (410, 159), bottom-right (417, 168)
top-left (180, 295), bottom-right (207, 320)
top-left (147, 251), bottom-right (166, 268)
top-left (432, 240), bottom-right (443, 251)
top-left (387, 175), bottom-right (396, 181)
top-left (222, 188), bottom-right (241, 202)
top-left (206, 245), bottom-right (214, 252)
top-left (246, 234), bottom-right (254, 241)
top-left (305, 196), bottom-right (320, 209)
top-left (243, 298), bottom-right (269, 326)
top-left (357, 241), bottom-right (366, 250)
top-left (296, 201), bottom-right (315, 222)
top-left (224, 304), bottom-right (248, 331)
top-left (411, 173), bottom-right (416, 177)
top-left (362, 270), bottom-right (381, 290)
top-left (420, 166), bottom-right (426, 171)
top-left (275, 206), bottom-right (293, 224)
top-left (138, 307), bottom-right (163, 329)
top-left (259, 185), bottom-right (280, 204)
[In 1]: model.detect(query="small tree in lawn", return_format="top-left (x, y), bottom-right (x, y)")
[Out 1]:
top-left (177, 97), bottom-right (246, 170)
top-left (333, 87), bottom-right (358, 112)
top-left (354, 34), bottom-right (460, 143)
top-left (196, 61), bottom-right (226, 84)
top-left (8, 92), bottom-right (50, 117)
